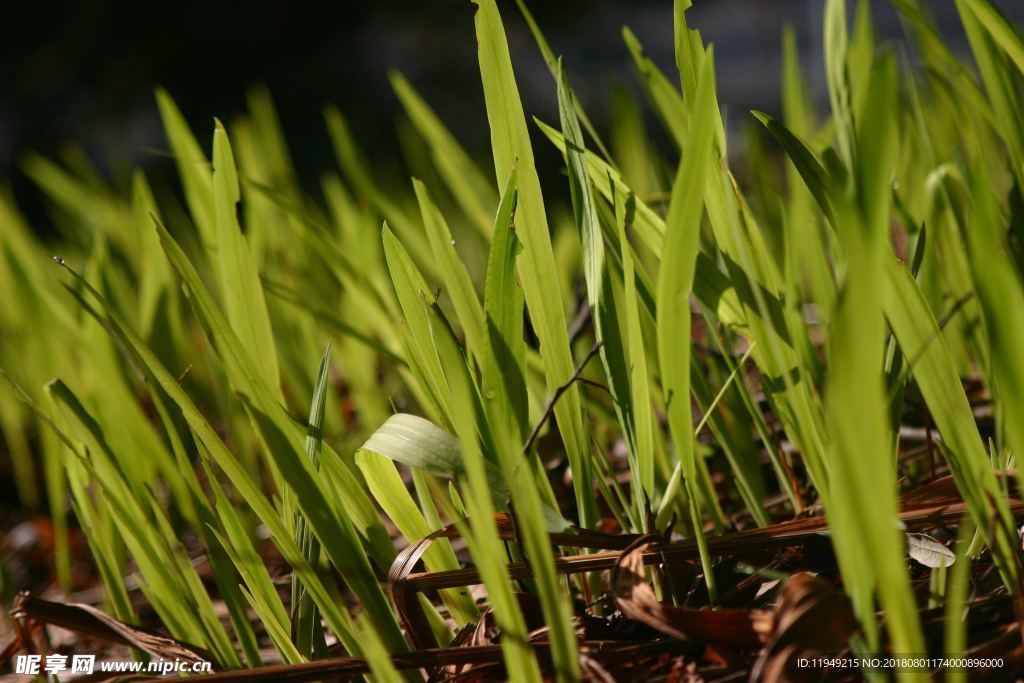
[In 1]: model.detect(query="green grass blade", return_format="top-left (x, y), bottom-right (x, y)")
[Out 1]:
top-left (963, 0), bottom-right (1024, 75)
top-left (481, 166), bottom-right (529, 446)
top-left (674, 0), bottom-right (704, 98)
top-left (46, 379), bottom-right (239, 665)
top-left (479, 165), bottom-right (579, 680)
top-left (622, 27), bottom-right (688, 147)
top-left (944, 521), bottom-right (974, 683)
top-left (240, 398), bottom-right (408, 654)
top-left (962, 149), bottom-right (1024, 533)
top-left (557, 59), bottom-right (650, 522)
top-left (413, 180), bottom-right (487, 367)
top-left (824, 0), bottom-right (856, 169)
top-left (766, 80), bottom-right (1021, 588)
top-left (154, 89), bottom-right (215, 244)
top-left (54, 259), bottom-right (367, 656)
top-left (209, 480), bottom-right (301, 664)
top-left (323, 106), bottom-right (434, 272)
top-left (1, 371), bottom-right (135, 624)
top-left (433, 324), bottom-right (542, 682)
top-left (150, 214), bottom-right (396, 565)
top-left (535, 120), bottom-right (746, 329)
top-left (211, 121), bottom-right (282, 399)
top-left (612, 196), bottom-right (656, 507)
top-left (882, 259), bottom-right (1019, 585)
top-left (390, 72), bottom-right (497, 237)
top-left (752, 111), bottom-right (835, 226)
top-left (825, 53), bottom-right (925, 661)
top-left (474, 0), bottom-right (595, 528)
top-left (512, 0), bottom-right (613, 161)
top-left (354, 617), bottom-right (404, 683)
top-left (382, 224), bottom-right (454, 420)
top-left (956, 0), bottom-right (1024, 188)
top-left (291, 345), bottom-right (331, 658)
top-left (656, 55), bottom-right (717, 598)
top-left (557, 62), bottom-right (604, 315)
top-left (355, 447), bottom-right (478, 625)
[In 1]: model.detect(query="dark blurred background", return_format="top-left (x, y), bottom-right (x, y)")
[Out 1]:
top-left (2, 0), bottom-right (1023, 219)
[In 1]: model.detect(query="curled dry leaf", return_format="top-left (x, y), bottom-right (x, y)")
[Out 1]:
top-left (611, 536), bottom-right (771, 650)
top-left (750, 573), bottom-right (859, 682)
top-left (9, 593), bottom-right (215, 666)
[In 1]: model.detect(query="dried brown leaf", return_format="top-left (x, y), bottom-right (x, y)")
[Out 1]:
top-left (750, 573), bottom-right (859, 682)
top-left (9, 593), bottom-right (215, 666)
top-left (612, 537), bottom-right (770, 650)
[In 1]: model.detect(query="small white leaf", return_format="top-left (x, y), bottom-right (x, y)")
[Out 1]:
top-left (906, 533), bottom-right (956, 568)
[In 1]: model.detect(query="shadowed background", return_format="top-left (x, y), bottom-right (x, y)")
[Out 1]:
top-left (3, 0), bottom-right (1023, 227)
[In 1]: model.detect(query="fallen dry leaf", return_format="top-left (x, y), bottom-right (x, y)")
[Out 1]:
top-left (612, 536), bottom-right (771, 650)
top-left (750, 573), bottom-right (859, 682)
top-left (8, 593), bottom-right (215, 667)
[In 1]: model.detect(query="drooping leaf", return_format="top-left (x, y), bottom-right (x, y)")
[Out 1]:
top-left (360, 413), bottom-right (507, 505)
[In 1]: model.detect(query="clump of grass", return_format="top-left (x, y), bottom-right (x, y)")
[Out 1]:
top-left (1, 0), bottom-right (1024, 679)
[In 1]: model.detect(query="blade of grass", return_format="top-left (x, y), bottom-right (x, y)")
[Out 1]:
top-left (513, 0), bottom-right (613, 161)
top-left (824, 53), bottom-right (925, 661)
top-left (211, 121), bottom-right (282, 399)
top-left (613, 194), bottom-right (657, 510)
top-left (413, 180), bottom-right (487, 367)
top-left (825, 0), bottom-right (856, 170)
top-left (479, 166), bottom-right (578, 680)
top-left (962, 0), bottom-right (1024, 75)
top-left (473, 0), bottom-right (596, 529)
top-left (656, 55), bottom-right (718, 600)
top-left (154, 89), bottom-right (215, 244)
top-left (390, 72), bottom-right (497, 237)
top-left (46, 379), bottom-right (240, 666)
top-left (208, 477), bottom-right (302, 665)
top-left (53, 258), bottom-right (373, 657)
top-left (291, 345), bottom-right (331, 659)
